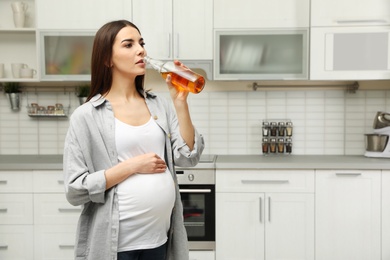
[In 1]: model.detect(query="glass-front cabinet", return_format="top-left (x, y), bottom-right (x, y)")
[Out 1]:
top-left (214, 29), bottom-right (309, 80)
top-left (38, 31), bottom-right (95, 81)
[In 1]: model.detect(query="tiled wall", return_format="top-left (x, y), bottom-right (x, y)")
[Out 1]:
top-left (1, 87), bottom-right (389, 155)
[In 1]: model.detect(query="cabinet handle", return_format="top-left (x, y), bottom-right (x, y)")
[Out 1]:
top-left (0, 180), bottom-right (7, 184)
top-left (175, 33), bottom-right (179, 58)
top-left (59, 244), bottom-right (75, 249)
top-left (57, 180), bottom-right (64, 184)
top-left (268, 197), bottom-right (271, 222)
top-left (58, 208), bottom-right (81, 213)
top-left (0, 244), bottom-right (8, 249)
top-left (167, 33), bottom-right (172, 58)
top-left (0, 208), bottom-right (7, 213)
top-left (259, 197), bottom-right (263, 223)
top-left (241, 180), bottom-right (289, 184)
top-left (336, 19), bottom-right (387, 24)
top-left (335, 173), bottom-right (362, 176)
top-left (179, 189), bottom-right (212, 193)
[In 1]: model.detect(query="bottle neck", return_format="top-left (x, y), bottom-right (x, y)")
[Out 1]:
top-left (144, 56), bottom-right (165, 73)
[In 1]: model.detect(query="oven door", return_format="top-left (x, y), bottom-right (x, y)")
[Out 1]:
top-left (179, 184), bottom-right (215, 246)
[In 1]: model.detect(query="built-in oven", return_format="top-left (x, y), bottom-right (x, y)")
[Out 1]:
top-left (176, 154), bottom-right (216, 251)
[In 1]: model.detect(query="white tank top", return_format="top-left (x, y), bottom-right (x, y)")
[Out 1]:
top-left (115, 117), bottom-right (175, 252)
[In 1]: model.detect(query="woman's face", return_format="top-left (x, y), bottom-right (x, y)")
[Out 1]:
top-left (111, 26), bottom-right (147, 77)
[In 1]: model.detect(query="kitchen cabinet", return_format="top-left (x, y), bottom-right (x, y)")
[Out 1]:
top-left (214, 0), bottom-right (310, 28)
top-left (310, 26), bottom-right (390, 80)
top-left (132, 0), bottom-right (213, 60)
top-left (382, 171), bottom-right (390, 259)
top-left (33, 170), bottom-right (80, 260)
top-left (0, 171), bottom-right (34, 260)
top-left (216, 170), bottom-right (315, 260)
top-left (36, 0), bottom-right (131, 29)
top-left (311, 0), bottom-right (390, 27)
top-left (214, 29), bottom-right (309, 80)
top-left (0, 0), bottom-right (37, 82)
top-left (315, 170), bottom-right (381, 260)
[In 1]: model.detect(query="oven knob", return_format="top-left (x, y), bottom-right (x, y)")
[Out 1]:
top-left (188, 174), bottom-right (194, 182)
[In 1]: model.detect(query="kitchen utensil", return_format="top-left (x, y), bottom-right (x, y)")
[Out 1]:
top-left (365, 134), bottom-right (388, 152)
top-left (373, 111), bottom-right (390, 129)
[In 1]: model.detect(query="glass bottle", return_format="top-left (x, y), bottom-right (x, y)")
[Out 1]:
top-left (143, 56), bottom-right (205, 94)
top-left (270, 138), bottom-right (277, 153)
top-left (286, 122), bottom-right (293, 136)
top-left (277, 138), bottom-right (285, 153)
top-left (262, 138), bottom-right (269, 154)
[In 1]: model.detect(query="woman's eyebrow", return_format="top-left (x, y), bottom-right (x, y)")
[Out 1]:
top-left (121, 37), bottom-right (144, 43)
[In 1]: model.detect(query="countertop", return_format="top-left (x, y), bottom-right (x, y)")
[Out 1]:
top-left (0, 154), bottom-right (389, 170)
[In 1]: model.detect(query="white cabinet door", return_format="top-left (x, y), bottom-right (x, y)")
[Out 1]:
top-left (132, 0), bottom-right (212, 60)
top-left (214, 0), bottom-right (310, 28)
top-left (0, 225), bottom-right (34, 260)
top-left (36, 0), bottom-right (131, 29)
top-left (311, 0), bottom-right (390, 27)
top-left (382, 170), bottom-right (390, 259)
top-left (315, 170), bottom-right (381, 260)
top-left (34, 225), bottom-right (77, 260)
top-left (310, 26), bottom-right (390, 80)
top-left (265, 193), bottom-right (314, 260)
top-left (216, 193), bottom-right (265, 260)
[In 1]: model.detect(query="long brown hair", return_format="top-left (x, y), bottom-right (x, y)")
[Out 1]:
top-left (87, 20), bottom-right (146, 101)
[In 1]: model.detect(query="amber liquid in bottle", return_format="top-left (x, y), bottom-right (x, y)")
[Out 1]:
top-left (161, 71), bottom-right (205, 94)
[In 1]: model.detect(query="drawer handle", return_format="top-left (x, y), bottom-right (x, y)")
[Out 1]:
top-left (0, 244), bottom-right (8, 249)
top-left (241, 180), bottom-right (289, 184)
top-left (259, 197), bottom-right (263, 223)
top-left (336, 19), bottom-right (387, 24)
top-left (0, 208), bottom-right (8, 213)
top-left (59, 244), bottom-right (75, 249)
top-left (58, 208), bottom-right (82, 213)
top-left (0, 180), bottom-right (7, 184)
top-left (335, 173), bottom-right (362, 176)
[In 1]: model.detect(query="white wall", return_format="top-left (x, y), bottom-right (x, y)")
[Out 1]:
top-left (0, 80), bottom-right (389, 155)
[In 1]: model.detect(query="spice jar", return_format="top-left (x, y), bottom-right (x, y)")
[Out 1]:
top-left (270, 122), bottom-right (278, 136)
top-left (29, 103), bottom-right (38, 114)
top-left (270, 138), bottom-right (277, 153)
top-left (37, 106), bottom-right (46, 115)
top-left (262, 121), bottom-right (270, 136)
top-left (55, 103), bottom-right (64, 115)
top-left (262, 138), bottom-right (269, 154)
top-left (286, 138), bottom-right (292, 154)
top-left (286, 122), bottom-right (293, 136)
top-left (47, 106), bottom-right (55, 115)
top-left (278, 122), bottom-right (285, 136)
top-left (277, 138), bottom-right (285, 153)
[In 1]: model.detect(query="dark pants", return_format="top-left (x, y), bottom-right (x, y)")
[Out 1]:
top-left (117, 242), bottom-right (167, 260)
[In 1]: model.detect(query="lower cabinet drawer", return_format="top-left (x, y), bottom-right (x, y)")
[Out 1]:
top-left (217, 170), bottom-right (315, 193)
top-left (189, 250), bottom-right (215, 260)
top-left (34, 194), bottom-right (81, 225)
top-left (34, 225), bottom-right (77, 260)
top-left (0, 225), bottom-right (34, 260)
top-left (0, 194), bottom-right (33, 224)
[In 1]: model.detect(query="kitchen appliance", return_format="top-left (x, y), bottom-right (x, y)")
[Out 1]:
top-left (176, 154), bottom-right (216, 251)
top-left (364, 111), bottom-right (390, 158)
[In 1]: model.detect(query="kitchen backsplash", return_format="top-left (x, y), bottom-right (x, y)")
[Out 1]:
top-left (0, 87), bottom-right (389, 155)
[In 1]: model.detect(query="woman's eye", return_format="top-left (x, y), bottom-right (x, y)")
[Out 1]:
top-left (125, 43), bottom-right (132, 48)
top-left (141, 42), bottom-right (146, 47)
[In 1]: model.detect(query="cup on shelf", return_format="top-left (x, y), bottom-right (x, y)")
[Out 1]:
top-left (11, 2), bottom-right (28, 13)
top-left (20, 67), bottom-right (37, 78)
top-left (0, 63), bottom-right (4, 78)
top-left (11, 63), bottom-right (28, 78)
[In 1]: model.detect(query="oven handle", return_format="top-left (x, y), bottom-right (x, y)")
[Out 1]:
top-left (179, 189), bottom-right (212, 193)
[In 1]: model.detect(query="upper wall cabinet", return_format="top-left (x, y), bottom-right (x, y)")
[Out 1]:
top-left (36, 0), bottom-right (131, 29)
top-left (214, 0), bottom-right (310, 29)
top-left (132, 0), bottom-right (213, 60)
top-left (310, 26), bottom-right (390, 80)
top-left (311, 0), bottom-right (390, 27)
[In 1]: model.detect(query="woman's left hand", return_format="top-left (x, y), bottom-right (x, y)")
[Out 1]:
top-left (166, 60), bottom-right (189, 103)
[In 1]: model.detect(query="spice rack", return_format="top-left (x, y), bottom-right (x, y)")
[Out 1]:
top-left (262, 119), bottom-right (293, 155)
top-left (27, 103), bottom-right (69, 117)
